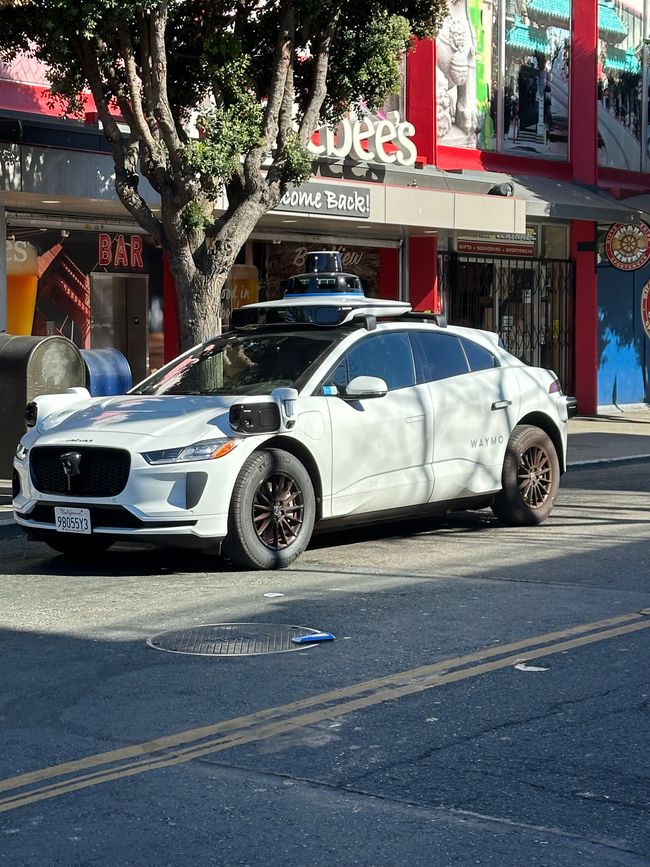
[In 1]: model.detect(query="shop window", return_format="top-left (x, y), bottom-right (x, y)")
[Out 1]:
top-left (597, 0), bottom-right (643, 171)
top-left (541, 224), bottom-right (568, 259)
top-left (435, 0), bottom-right (569, 159)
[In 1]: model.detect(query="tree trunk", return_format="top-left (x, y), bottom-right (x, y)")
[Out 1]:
top-left (167, 198), bottom-right (271, 351)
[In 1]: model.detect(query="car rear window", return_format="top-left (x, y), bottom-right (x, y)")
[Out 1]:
top-left (410, 332), bottom-right (470, 383)
top-left (461, 338), bottom-right (499, 371)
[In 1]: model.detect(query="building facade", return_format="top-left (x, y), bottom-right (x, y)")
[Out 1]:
top-left (2, 3), bottom-right (650, 413)
top-left (408, 0), bottom-right (650, 412)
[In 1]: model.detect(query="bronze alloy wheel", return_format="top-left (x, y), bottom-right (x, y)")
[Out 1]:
top-left (517, 444), bottom-right (553, 509)
top-left (252, 472), bottom-right (305, 550)
top-left (225, 448), bottom-right (316, 570)
top-left (492, 424), bottom-right (560, 526)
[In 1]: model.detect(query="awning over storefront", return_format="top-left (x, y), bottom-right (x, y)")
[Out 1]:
top-left (440, 169), bottom-right (645, 224)
top-left (618, 194), bottom-right (650, 224)
top-left (507, 176), bottom-right (644, 223)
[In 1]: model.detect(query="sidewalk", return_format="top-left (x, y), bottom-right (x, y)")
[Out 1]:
top-left (1, 409), bottom-right (649, 527)
top-left (566, 408), bottom-right (650, 466)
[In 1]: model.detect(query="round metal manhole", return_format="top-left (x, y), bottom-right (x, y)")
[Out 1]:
top-left (146, 623), bottom-right (329, 656)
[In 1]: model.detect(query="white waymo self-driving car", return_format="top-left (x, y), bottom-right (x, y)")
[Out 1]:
top-left (12, 292), bottom-right (576, 570)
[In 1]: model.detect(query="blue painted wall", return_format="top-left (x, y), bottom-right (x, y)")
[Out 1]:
top-left (597, 261), bottom-right (650, 406)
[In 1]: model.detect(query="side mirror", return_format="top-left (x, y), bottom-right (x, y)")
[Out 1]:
top-left (343, 375), bottom-right (388, 400)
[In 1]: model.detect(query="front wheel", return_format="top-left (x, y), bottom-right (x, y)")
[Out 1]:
top-left (492, 424), bottom-right (560, 526)
top-left (223, 448), bottom-right (316, 570)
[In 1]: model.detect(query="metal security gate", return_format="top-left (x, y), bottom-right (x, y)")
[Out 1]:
top-left (438, 252), bottom-right (575, 393)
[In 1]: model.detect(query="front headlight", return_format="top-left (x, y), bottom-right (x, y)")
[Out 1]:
top-left (15, 443), bottom-right (28, 461)
top-left (142, 438), bottom-right (239, 465)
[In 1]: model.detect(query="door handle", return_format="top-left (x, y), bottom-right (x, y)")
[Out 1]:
top-left (491, 400), bottom-right (512, 410)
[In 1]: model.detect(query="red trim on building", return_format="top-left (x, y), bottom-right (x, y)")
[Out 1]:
top-left (405, 38), bottom-right (436, 166)
top-left (407, 237), bottom-right (439, 312)
top-left (598, 167), bottom-right (650, 197)
top-left (571, 221), bottom-right (598, 415)
top-left (570, 1), bottom-right (597, 185)
top-left (436, 145), bottom-right (573, 180)
top-left (0, 79), bottom-right (96, 116)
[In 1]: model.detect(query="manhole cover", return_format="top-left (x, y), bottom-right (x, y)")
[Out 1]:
top-left (146, 623), bottom-right (328, 656)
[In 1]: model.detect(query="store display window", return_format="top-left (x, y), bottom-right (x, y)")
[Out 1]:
top-left (436, 0), bottom-right (570, 159)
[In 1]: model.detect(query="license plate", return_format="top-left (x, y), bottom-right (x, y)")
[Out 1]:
top-left (54, 507), bottom-right (91, 535)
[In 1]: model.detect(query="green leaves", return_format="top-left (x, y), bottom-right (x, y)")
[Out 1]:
top-left (182, 96), bottom-right (264, 186)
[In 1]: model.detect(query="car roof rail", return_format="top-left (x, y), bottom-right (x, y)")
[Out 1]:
top-left (357, 314), bottom-right (377, 331)
top-left (402, 311), bottom-right (448, 328)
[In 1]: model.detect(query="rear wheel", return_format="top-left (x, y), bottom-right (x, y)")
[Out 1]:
top-left (492, 424), bottom-right (560, 526)
top-left (224, 448), bottom-right (316, 570)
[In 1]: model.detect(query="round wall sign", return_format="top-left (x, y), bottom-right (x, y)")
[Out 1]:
top-left (642, 281), bottom-right (650, 339)
top-left (605, 222), bottom-right (650, 271)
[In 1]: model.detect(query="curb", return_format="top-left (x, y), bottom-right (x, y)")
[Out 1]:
top-left (567, 454), bottom-right (650, 469)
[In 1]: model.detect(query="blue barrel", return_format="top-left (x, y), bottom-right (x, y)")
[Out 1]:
top-left (81, 348), bottom-right (133, 396)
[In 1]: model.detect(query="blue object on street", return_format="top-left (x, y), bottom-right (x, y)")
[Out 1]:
top-left (292, 632), bottom-right (335, 644)
top-left (81, 348), bottom-right (133, 396)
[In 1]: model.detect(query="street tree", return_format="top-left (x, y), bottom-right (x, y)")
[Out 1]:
top-left (0, 0), bottom-right (446, 348)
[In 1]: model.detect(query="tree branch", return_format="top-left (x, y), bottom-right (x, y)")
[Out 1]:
top-left (117, 19), bottom-right (160, 158)
top-left (75, 35), bottom-right (164, 244)
top-left (138, 10), bottom-right (158, 136)
top-left (299, 9), bottom-right (342, 143)
top-left (148, 1), bottom-right (183, 173)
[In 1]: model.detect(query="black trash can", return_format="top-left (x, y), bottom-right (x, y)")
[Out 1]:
top-left (0, 333), bottom-right (86, 478)
top-left (81, 348), bottom-right (133, 396)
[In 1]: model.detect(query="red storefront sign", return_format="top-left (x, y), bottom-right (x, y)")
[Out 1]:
top-left (457, 240), bottom-right (535, 256)
top-left (98, 233), bottom-right (144, 269)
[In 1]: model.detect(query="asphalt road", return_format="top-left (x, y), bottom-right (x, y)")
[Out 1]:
top-left (0, 462), bottom-right (649, 867)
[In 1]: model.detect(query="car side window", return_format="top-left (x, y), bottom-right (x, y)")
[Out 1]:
top-left (410, 331), bottom-right (470, 383)
top-left (461, 338), bottom-right (499, 371)
top-left (322, 332), bottom-right (415, 393)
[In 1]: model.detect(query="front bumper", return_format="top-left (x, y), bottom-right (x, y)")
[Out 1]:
top-left (12, 449), bottom-right (237, 547)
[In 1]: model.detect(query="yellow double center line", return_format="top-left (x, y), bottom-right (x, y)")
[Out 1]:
top-left (1, 610), bottom-right (649, 813)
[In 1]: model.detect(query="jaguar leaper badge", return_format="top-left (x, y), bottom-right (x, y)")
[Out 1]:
top-left (605, 222), bottom-right (650, 271)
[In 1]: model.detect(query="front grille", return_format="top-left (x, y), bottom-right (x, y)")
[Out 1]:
top-left (30, 446), bottom-right (131, 497)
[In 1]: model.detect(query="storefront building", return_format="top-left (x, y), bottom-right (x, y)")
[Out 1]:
top-left (406, 0), bottom-right (650, 412)
top-left (3, 7), bottom-right (650, 413)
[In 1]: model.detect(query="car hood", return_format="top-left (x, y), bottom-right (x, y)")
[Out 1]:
top-left (37, 394), bottom-right (239, 439)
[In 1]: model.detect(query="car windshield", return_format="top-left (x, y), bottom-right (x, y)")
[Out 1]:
top-left (132, 331), bottom-right (338, 396)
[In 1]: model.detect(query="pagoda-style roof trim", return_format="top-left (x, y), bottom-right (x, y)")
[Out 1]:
top-left (505, 16), bottom-right (551, 55)
top-left (603, 45), bottom-right (641, 73)
top-left (524, 0), bottom-right (629, 44)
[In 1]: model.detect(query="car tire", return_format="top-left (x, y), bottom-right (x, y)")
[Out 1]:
top-left (492, 424), bottom-right (560, 526)
top-left (224, 448), bottom-right (316, 570)
top-left (43, 536), bottom-right (114, 557)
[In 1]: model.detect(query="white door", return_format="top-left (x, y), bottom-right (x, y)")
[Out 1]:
top-left (409, 330), bottom-right (520, 502)
top-left (317, 331), bottom-right (434, 517)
